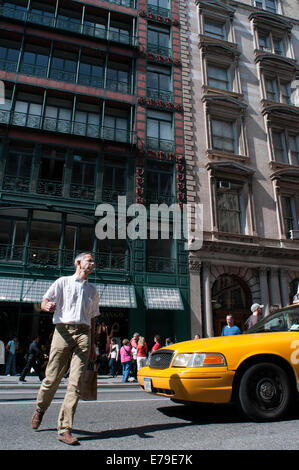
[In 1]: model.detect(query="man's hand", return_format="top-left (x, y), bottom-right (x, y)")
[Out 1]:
top-left (41, 300), bottom-right (56, 313)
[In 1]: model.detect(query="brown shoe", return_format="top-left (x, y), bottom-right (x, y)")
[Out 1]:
top-left (58, 430), bottom-right (79, 446)
top-left (31, 410), bottom-right (44, 430)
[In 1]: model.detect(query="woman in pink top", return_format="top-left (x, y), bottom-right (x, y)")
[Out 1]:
top-left (120, 339), bottom-right (132, 382)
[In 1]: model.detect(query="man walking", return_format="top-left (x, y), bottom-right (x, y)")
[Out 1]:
top-left (5, 336), bottom-right (18, 376)
top-left (19, 336), bottom-right (45, 382)
top-left (31, 253), bottom-right (99, 446)
top-left (221, 315), bottom-right (241, 336)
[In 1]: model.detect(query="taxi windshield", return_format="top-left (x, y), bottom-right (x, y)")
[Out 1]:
top-left (244, 306), bottom-right (299, 334)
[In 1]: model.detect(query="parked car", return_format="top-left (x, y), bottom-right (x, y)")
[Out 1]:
top-left (138, 304), bottom-right (299, 421)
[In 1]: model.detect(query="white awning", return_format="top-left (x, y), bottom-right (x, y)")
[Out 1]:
top-left (21, 279), bottom-right (53, 302)
top-left (0, 278), bottom-right (137, 309)
top-left (96, 284), bottom-right (137, 308)
top-left (143, 287), bottom-right (184, 310)
top-left (0, 278), bottom-right (23, 302)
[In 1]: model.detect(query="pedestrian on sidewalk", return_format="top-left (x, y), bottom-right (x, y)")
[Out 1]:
top-left (5, 336), bottom-right (18, 376)
top-left (137, 336), bottom-right (148, 371)
top-left (31, 252), bottom-right (99, 446)
top-left (120, 339), bottom-right (132, 383)
top-left (19, 336), bottom-right (45, 382)
top-left (108, 337), bottom-right (119, 377)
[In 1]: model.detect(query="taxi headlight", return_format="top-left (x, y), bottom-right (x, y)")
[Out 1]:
top-left (172, 352), bottom-right (227, 368)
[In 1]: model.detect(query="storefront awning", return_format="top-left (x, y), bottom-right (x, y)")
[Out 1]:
top-left (21, 279), bottom-right (53, 303)
top-left (0, 278), bottom-right (137, 308)
top-left (143, 287), bottom-right (184, 310)
top-left (0, 278), bottom-right (23, 302)
top-left (96, 284), bottom-right (137, 308)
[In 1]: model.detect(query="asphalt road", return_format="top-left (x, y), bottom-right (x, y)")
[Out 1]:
top-left (0, 383), bottom-right (299, 453)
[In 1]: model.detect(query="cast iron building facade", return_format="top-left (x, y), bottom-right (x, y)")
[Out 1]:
top-left (184, 0), bottom-right (299, 336)
top-left (0, 0), bottom-right (191, 349)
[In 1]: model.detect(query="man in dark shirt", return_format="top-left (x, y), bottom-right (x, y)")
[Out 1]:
top-left (19, 336), bottom-right (45, 382)
top-left (245, 303), bottom-right (264, 330)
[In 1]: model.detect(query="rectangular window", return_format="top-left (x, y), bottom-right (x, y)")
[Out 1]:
top-left (78, 56), bottom-right (104, 88)
top-left (70, 154), bottom-right (96, 200)
top-left (0, 40), bottom-right (20, 72)
top-left (212, 119), bottom-right (236, 153)
top-left (147, 64), bottom-right (172, 101)
top-left (49, 50), bottom-right (77, 83)
top-left (204, 19), bottom-right (226, 41)
top-left (217, 184), bottom-right (244, 234)
top-left (104, 110), bottom-right (129, 142)
top-left (258, 30), bottom-right (285, 56)
top-left (289, 135), bottom-right (299, 166)
top-left (74, 103), bottom-right (101, 138)
top-left (106, 62), bottom-right (130, 94)
top-left (208, 64), bottom-right (230, 91)
top-left (272, 131), bottom-right (288, 164)
top-left (20, 46), bottom-right (49, 78)
top-left (103, 159), bottom-right (127, 203)
top-left (252, 0), bottom-right (277, 13)
top-left (44, 97), bottom-right (72, 133)
top-left (148, 24), bottom-right (171, 56)
top-left (147, 110), bottom-right (173, 152)
top-left (13, 93), bottom-right (43, 129)
top-left (146, 161), bottom-right (173, 204)
top-left (281, 196), bottom-right (297, 238)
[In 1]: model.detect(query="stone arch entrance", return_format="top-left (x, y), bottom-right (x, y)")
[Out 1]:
top-left (211, 273), bottom-right (252, 335)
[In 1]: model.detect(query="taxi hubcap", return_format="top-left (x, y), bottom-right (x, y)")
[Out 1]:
top-left (257, 379), bottom-right (276, 401)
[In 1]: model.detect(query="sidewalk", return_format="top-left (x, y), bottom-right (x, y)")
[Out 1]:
top-left (0, 374), bottom-right (139, 390)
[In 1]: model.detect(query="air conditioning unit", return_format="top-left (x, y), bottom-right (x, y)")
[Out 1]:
top-left (217, 180), bottom-right (231, 190)
top-left (289, 230), bottom-right (299, 240)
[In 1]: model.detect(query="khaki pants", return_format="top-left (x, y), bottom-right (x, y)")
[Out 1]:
top-left (36, 323), bottom-right (90, 433)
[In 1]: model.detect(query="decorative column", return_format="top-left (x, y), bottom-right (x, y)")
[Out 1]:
top-left (189, 258), bottom-right (203, 338)
top-left (259, 267), bottom-right (270, 317)
top-left (202, 262), bottom-right (214, 337)
top-left (279, 269), bottom-right (289, 306)
top-left (269, 268), bottom-right (281, 309)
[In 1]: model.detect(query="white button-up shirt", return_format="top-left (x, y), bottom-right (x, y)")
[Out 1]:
top-left (43, 274), bottom-right (99, 327)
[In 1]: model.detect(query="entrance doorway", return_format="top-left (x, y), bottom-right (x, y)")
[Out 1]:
top-left (212, 274), bottom-right (252, 336)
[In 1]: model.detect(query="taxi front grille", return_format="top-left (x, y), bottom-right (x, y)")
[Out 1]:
top-left (148, 349), bottom-right (174, 369)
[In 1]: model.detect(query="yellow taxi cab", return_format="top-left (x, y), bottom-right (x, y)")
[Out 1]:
top-left (138, 304), bottom-right (299, 421)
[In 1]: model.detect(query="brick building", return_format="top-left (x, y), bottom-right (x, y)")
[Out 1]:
top-left (0, 0), bottom-right (191, 352)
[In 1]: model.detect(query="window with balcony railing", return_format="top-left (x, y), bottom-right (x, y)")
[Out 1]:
top-left (146, 160), bottom-right (174, 205)
top-left (107, 63), bottom-right (131, 94)
top-left (146, 110), bottom-right (173, 152)
top-left (146, 236), bottom-right (176, 274)
top-left (148, 24), bottom-right (171, 57)
top-left (147, 64), bottom-right (172, 102)
top-left (70, 154), bottom-right (96, 201)
top-left (0, 41), bottom-right (19, 72)
top-left (147, 0), bottom-right (170, 18)
top-left (0, 1), bottom-right (136, 46)
top-left (103, 161), bottom-right (127, 204)
top-left (281, 196), bottom-right (298, 238)
top-left (3, 145), bottom-right (33, 193)
top-left (20, 46), bottom-right (49, 78)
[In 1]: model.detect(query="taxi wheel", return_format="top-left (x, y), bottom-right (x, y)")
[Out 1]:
top-left (238, 362), bottom-right (292, 421)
